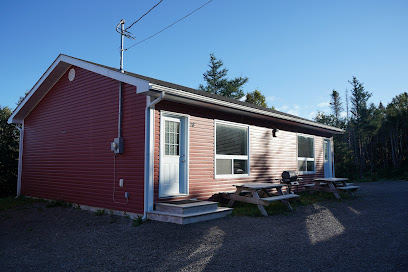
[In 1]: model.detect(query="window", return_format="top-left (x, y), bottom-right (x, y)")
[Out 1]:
top-left (215, 122), bottom-right (249, 176)
top-left (297, 135), bottom-right (315, 173)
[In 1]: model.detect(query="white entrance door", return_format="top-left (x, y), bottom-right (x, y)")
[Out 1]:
top-left (324, 139), bottom-right (332, 178)
top-left (159, 114), bottom-right (188, 197)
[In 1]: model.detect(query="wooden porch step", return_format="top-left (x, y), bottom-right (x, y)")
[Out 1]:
top-left (261, 194), bottom-right (300, 202)
top-left (155, 201), bottom-right (218, 214)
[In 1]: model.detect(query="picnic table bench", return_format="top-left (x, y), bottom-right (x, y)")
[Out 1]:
top-left (223, 183), bottom-right (299, 216)
top-left (304, 178), bottom-right (360, 199)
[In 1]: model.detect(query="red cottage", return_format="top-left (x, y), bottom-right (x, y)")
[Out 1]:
top-left (8, 55), bottom-right (343, 223)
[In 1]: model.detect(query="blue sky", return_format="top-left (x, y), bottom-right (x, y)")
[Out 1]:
top-left (1, 0), bottom-right (407, 119)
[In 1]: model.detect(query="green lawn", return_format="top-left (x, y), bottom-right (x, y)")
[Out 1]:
top-left (225, 191), bottom-right (353, 217)
top-left (0, 196), bottom-right (45, 211)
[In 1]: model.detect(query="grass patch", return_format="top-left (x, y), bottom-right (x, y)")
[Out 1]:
top-left (46, 200), bottom-right (72, 208)
top-left (0, 196), bottom-right (45, 211)
top-left (226, 191), bottom-right (351, 217)
top-left (132, 216), bottom-right (144, 227)
top-left (95, 209), bottom-right (105, 216)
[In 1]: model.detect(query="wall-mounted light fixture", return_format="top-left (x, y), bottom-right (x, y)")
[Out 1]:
top-left (272, 128), bottom-right (279, 137)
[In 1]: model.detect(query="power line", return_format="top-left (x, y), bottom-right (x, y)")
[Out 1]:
top-left (125, 0), bottom-right (214, 51)
top-left (126, 0), bottom-right (164, 31)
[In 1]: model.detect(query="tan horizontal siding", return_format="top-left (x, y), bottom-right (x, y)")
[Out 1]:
top-left (154, 101), bottom-right (329, 201)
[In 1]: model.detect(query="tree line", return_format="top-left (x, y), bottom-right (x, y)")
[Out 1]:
top-left (315, 77), bottom-right (408, 180)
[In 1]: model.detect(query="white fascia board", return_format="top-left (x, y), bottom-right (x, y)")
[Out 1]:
top-left (8, 54), bottom-right (150, 124)
top-left (8, 56), bottom-right (64, 124)
top-left (149, 84), bottom-right (344, 133)
top-left (59, 55), bottom-right (150, 92)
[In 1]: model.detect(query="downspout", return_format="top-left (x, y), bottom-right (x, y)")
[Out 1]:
top-left (143, 91), bottom-right (165, 220)
top-left (15, 122), bottom-right (24, 198)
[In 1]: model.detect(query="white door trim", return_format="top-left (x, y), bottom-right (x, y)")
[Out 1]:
top-left (323, 138), bottom-right (332, 178)
top-left (159, 111), bottom-right (189, 198)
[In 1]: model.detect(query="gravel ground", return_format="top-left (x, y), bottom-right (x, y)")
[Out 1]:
top-left (1, 180), bottom-right (407, 272)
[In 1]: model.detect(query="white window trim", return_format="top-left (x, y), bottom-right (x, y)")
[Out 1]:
top-left (214, 120), bottom-right (250, 178)
top-left (297, 133), bottom-right (316, 174)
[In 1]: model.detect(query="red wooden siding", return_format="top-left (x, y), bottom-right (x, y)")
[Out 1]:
top-left (154, 101), bottom-right (327, 201)
top-left (21, 66), bottom-right (146, 214)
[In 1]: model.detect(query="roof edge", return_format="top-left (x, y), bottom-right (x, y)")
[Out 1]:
top-left (8, 54), bottom-right (150, 124)
top-left (149, 83), bottom-right (344, 134)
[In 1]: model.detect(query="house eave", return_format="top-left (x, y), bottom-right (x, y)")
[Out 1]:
top-left (147, 83), bottom-right (344, 135)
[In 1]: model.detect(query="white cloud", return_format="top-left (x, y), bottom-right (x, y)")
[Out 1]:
top-left (239, 95), bottom-right (246, 102)
top-left (318, 101), bottom-right (330, 108)
top-left (307, 111), bottom-right (317, 120)
top-left (266, 96), bottom-right (276, 103)
top-left (278, 105), bottom-right (289, 111)
top-left (340, 111), bottom-right (347, 118)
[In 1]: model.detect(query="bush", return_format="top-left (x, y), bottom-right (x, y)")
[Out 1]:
top-left (0, 106), bottom-right (19, 197)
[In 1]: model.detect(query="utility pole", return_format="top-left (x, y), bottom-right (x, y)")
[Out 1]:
top-left (117, 19), bottom-right (125, 73)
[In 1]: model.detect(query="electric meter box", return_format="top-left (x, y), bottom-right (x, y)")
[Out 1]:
top-left (111, 137), bottom-right (124, 154)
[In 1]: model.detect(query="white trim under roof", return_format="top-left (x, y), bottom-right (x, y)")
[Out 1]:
top-left (148, 83), bottom-right (344, 134)
top-left (8, 54), bottom-right (150, 124)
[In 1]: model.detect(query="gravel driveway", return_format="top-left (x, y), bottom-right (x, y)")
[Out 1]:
top-left (1, 180), bottom-right (407, 272)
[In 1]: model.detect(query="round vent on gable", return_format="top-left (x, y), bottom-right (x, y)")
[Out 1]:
top-left (68, 68), bottom-right (75, 81)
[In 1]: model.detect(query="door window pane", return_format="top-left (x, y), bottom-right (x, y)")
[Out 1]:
top-left (324, 141), bottom-right (328, 161)
top-left (165, 120), bottom-right (180, 156)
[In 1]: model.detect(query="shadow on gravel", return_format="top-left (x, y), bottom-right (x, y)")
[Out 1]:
top-left (1, 181), bottom-right (408, 272)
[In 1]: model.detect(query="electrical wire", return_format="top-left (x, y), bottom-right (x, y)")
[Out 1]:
top-left (126, 0), bottom-right (164, 30)
top-left (125, 0), bottom-right (214, 51)
top-left (113, 154), bottom-right (129, 204)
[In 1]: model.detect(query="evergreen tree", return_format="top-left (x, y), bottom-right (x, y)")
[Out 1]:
top-left (199, 54), bottom-right (248, 100)
top-left (349, 76), bottom-right (372, 121)
top-left (246, 90), bottom-right (268, 108)
top-left (329, 89), bottom-right (343, 125)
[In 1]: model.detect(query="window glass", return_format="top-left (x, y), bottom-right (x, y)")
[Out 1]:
top-left (215, 123), bottom-right (249, 176)
top-left (165, 120), bottom-right (180, 156)
top-left (307, 161), bottom-right (315, 172)
top-left (216, 159), bottom-right (232, 175)
top-left (234, 159), bottom-right (248, 174)
top-left (298, 159), bottom-right (306, 172)
top-left (297, 135), bottom-right (315, 172)
top-left (298, 136), bottom-right (313, 158)
top-left (216, 124), bottom-right (247, 155)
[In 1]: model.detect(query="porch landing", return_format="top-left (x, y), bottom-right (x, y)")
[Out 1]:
top-left (147, 200), bottom-right (232, 224)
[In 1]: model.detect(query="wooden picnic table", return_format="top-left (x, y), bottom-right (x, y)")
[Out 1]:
top-left (304, 177), bottom-right (360, 199)
top-left (223, 183), bottom-right (299, 216)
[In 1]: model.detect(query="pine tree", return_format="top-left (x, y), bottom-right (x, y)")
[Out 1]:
top-left (199, 54), bottom-right (248, 100)
top-left (329, 89), bottom-right (343, 125)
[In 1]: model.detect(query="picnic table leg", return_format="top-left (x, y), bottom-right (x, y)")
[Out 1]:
top-left (228, 187), bottom-right (243, 207)
top-left (276, 187), bottom-right (293, 211)
top-left (260, 188), bottom-right (272, 197)
top-left (328, 182), bottom-right (342, 199)
top-left (251, 190), bottom-right (268, 216)
top-left (340, 180), bottom-right (355, 197)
